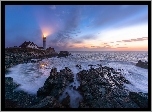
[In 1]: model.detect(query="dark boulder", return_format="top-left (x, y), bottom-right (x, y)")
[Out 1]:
top-left (136, 60), bottom-right (148, 69)
top-left (58, 51), bottom-right (71, 58)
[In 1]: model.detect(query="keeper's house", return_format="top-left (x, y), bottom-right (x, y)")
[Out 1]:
top-left (19, 41), bottom-right (39, 49)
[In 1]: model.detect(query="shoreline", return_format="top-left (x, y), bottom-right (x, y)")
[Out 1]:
top-left (5, 47), bottom-right (58, 72)
top-left (5, 50), bottom-right (148, 108)
top-left (5, 63), bottom-right (148, 108)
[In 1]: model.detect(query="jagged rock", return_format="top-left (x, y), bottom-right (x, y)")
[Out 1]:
top-left (136, 60), bottom-right (148, 69)
top-left (129, 92), bottom-right (148, 108)
top-left (61, 94), bottom-right (70, 108)
top-left (30, 96), bottom-right (64, 108)
top-left (5, 77), bottom-right (20, 96)
top-left (76, 65), bottom-right (142, 108)
top-left (58, 51), bottom-right (71, 58)
top-left (79, 101), bottom-right (89, 108)
top-left (112, 97), bottom-right (139, 108)
top-left (37, 87), bottom-right (51, 97)
top-left (37, 67), bottom-right (73, 99)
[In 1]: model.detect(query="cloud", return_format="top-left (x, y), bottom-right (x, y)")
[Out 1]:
top-left (120, 37), bottom-right (148, 43)
top-left (81, 34), bottom-right (96, 40)
top-left (69, 45), bottom-right (74, 47)
top-left (117, 47), bottom-right (128, 48)
top-left (73, 40), bottom-right (83, 44)
top-left (122, 40), bottom-right (132, 42)
top-left (91, 45), bottom-right (112, 49)
top-left (49, 5), bottom-right (56, 10)
top-left (46, 7), bottom-right (83, 50)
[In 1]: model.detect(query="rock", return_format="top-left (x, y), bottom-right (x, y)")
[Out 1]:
top-left (129, 92), bottom-right (148, 108)
top-left (113, 97), bottom-right (139, 108)
top-left (58, 51), bottom-right (71, 58)
top-left (37, 87), bottom-right (50, 97)
top-left (61, 94), bottom-right (70, 108)
top-left (136, 60), bottom-right (148, 69)
top-left (30, 96), bottom-right (64, 108)
top-left (79, 101), bottom-right (89, 108)
top-left (37, 68), bottom-right (73, 99)
top-left (5, 77), bottom-right (20, 93)
top-left (50, 67), bottom-right (58, 77)
top-left (5, 99), bottom-right (20, 108)
top-left (76, 64), bottom-right (82, 69)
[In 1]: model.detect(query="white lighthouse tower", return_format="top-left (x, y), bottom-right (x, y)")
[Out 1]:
top-left (43, 35), bottom-right (46, 49)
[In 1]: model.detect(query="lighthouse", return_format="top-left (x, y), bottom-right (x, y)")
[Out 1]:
top-left (43, 35), bottom-right (46, 49)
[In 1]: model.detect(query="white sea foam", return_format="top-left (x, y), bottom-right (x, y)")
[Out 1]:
top-left (5, 51), bottom-right (148, 107)
top-left (104, 61), bottom-right (148, 93)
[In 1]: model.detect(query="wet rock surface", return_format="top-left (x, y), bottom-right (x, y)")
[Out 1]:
top-left (37, 67), bottom-right (74, 99)
top-left (30, 96), bottom-right (65, 108)
top-left (5, 65), bottom-right (148, 108)
top-left (129, 92), bottom-right (148, 108)
top-left (5, 77), bottom-right (42, 108)
top-left (77, 66), bottom-right (146, 108)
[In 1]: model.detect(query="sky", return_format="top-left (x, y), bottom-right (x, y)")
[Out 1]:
top-left (5, 5), bottom-right (148, 51)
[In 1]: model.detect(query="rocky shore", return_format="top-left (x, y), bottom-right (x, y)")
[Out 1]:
top-left (5, 48), bottom-right (58, 71)
top-left (5, 64), bottom-right (148, 108)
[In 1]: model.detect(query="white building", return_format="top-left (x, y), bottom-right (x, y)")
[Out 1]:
top-left (19, 41), bottom-right (39, 49)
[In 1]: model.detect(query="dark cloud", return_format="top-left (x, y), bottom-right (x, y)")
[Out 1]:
top-left (47, 7), bottom-right (82, 50)
top-left (5, 5), bottom-right (148, 51)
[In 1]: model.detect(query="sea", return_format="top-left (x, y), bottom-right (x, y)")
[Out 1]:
top-left (5, 51), bottom-right (148, 108)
